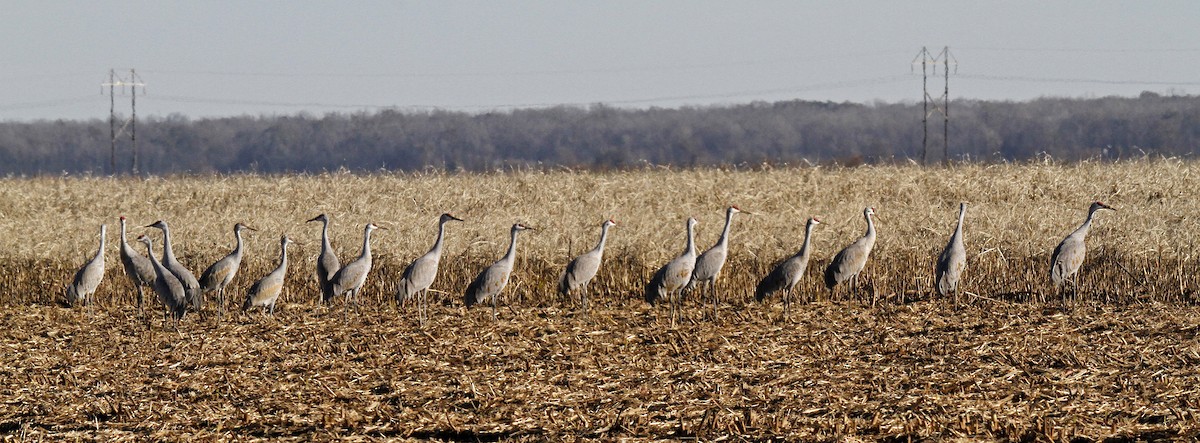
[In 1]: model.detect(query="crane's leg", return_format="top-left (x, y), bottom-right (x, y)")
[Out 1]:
top-left (491, 293), bottom-right (498, 321)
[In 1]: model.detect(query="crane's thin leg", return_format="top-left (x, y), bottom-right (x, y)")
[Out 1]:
top-left (491, 293), bottom-right (498, 321)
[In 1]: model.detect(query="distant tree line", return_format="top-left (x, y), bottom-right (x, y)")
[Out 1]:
top-left (1, 91), bottom-right (1197, 175)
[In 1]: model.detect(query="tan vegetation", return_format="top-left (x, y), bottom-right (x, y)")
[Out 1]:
top-left (1, 159), bottom-right (1198, 440)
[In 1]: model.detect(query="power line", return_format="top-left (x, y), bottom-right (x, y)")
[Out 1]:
top-left (958, 73), bottom-right (1200, 86)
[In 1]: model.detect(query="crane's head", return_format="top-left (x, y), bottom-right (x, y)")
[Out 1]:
top-left (1091, 201), bottom-right (1115, 212)
top-left (440, 213), bottom-right (464, 223)
top-left (864, 207), bottom-right (876, 217)
top-left (281, 235), bottom-right (293, 246)
top-left (687, 217), bottom-right (699, 229)
top-left (135, 234), bottom-right (152, 246)
top-left (603, 219), bottom-right (617, 228)
top-left (513, 223), bottom-right (534, 232)
top-left (119, 215), bottom-right (126, 222)
top-left (809, 217), bottom-right (822, 226)
top-left (145, 220), bottom-right (168, 230)
top-left (306, 214), bottom-right (329, 224)
top-left (365, 223), bottom-right (386, 232)
top-left (729, 205), bottom-right (753, 216)
top-left (235, 223), bottom-right (257, 233)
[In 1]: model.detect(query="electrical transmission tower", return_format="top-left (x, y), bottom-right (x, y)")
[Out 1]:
top-left (101, 69), bottom-right (146, 175)
top-left (911, 47), bottom-right (956, 164)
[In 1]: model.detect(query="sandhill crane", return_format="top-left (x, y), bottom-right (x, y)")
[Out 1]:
top-left (558, 219), bottom-right (616, 312)
top-left (1050, 201), bottom-right (1115, 293)
top-left (465, 223), bottom-right (534, 320)
top-left (243, 235), bottom-right (292, 315)
top-left (118, 216), bottom-right (155, 313)
top-left (67, 224), bottom-right (106, 308)
top-left (397, 212), bottom-right (464, 325)
top-left (756, 217), bottom-right (821, 314)
top-left (935, 203), bottom-right (968, 302)
top-left (145, 220), bottom-right (202, 313)
top-left (307, 214), bottom-right (341, 303)
top-left (199, 222), bottom-right (256, 319)
top-left (136, 234), bottom-right (187, 327)
top-left (328, 223), bottom-right (385, 317)
top-left (644, 217), bottom-right (699, 324)
top-left (824, 207), bottom-right (877, 300)
top-left (688, 205), bottom-right (743, 318)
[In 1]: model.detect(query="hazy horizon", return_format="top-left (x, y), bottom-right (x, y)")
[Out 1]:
top-left (4, 1), bottom-right (1199, 122)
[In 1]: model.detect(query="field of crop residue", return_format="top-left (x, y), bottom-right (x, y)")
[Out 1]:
top-left (2, 160), bottom-right (1200, 440)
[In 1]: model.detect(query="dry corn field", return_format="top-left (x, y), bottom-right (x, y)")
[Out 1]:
top-left (3, 159), bottom-right (1200, 441)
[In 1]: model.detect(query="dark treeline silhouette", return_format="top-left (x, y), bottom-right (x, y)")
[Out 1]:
top-left (2, 91), bottom-right (1197, 175)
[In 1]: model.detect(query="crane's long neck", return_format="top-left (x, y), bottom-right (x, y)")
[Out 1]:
top-left (952, 206), bottom-right (966, 241)
top-left (429, 220), bottom-right (448, 255)
top-left (864, 213), bottom-right (876, 244)
top-left (232, 229), bottom-right (245, 259)
top-left (97, 226), bottom-right (106, 261)
top-left (799, 221), bottom-right (815, 257)
top-left (1074, 208), bottom-right (1098, 238)
top-left (120, 220), bottom-right (128, 245)
top-left (321, 220), bottom-right (333, 253)
top-left (716, 211), bottom-right (735, 247)
top-left (502, 228), bottom-right (521, 264)
top-left (684, 222), bottom-right (696, 256)
top-left (359, 228), bottom-right (373, 261)
top-left (160, 225), bottom-right (176, 262)
top-left (592, 224), bottom-right (610, 253)
top-left (143, 241), bottom-right (160, 267)
top-left (279, 240), bottom-right (289, 270)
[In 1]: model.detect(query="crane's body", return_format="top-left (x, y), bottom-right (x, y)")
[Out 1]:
top-left (67, 224), bottom-right (106, 307)
top-left (756, 217), bottom-right (821, 312)
top-left (398, 213), bottom-right (463, 324)
top-left (688, 206), bottom-right (742, 317)
top-left (1050, 201), bottom-right (1115, 290)
top-left (137, 235), bottom-right (187, 326)
top-left (644, 217), bottom-right (699, 324)
top-left (558, 219), bottom-right (616, 311)
top-left (118, 216), bottom-right (155, 312)
top-left (244, 235), bottom-right (291, 314)
top-left (329, 223), bottom-right (384, 316)
top-left (308, 214), bottom-right (341, 303)
top-left (935, 203), bottom-right (968, 299)
top-left (199, 223), bottom-right (255, 318)
top-left (146, 220), bottom-right (202, 312)
top-left (824, 207), bottom-right (877, 298)
top-left (465, 223), bottom-right (533, 319)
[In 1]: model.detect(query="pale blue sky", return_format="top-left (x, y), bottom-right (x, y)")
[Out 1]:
top-left (2, 1), bottom-right (1198, 121)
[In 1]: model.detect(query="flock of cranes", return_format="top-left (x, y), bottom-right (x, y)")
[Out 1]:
top-left (64, 201), bottom-right (1116, 327)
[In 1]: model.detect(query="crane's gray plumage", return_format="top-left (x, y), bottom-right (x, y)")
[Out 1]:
top-left (465, 223), bottom-right (533, 319)
top-left (644, 217), bottom-right (699, 323)
top-left (118, 216), bottom-right (155, 311)
top-left (688, 205), bottom-right (742, 317)
top-left (244, 235), bottom-right (292, 314)
top-left (308, 214), bottom-right (341, 303)
top-left (756, 217), bottom-right (821, 308)
top-left (824, 207), bottom-right (877, 295)
top-left (935, 203), bottom-right (968, 298)
top-left (199, 222), bottom-right (255, 317)
top-left (67, 224), bottom-right (106, 307)
top-left (146, 220), bottom-right (202, 312)
top-left (397, 212), bottom-right (463, 324)
top-left (1050, 201), bottom-right (1115, 289)
top-left (329, 223), bottom-right (384, 313)
top-left (137, 234), bottom-right (187, 325)
top-left (558, 219), bottom-right (616, 310)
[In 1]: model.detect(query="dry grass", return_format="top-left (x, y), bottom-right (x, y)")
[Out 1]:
top-left (2, 159), bottom-right (1199, 440)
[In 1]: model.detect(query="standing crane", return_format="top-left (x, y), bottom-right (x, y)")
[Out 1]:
top-left (397, 212), bottom-right (464, 325)
top-left (307, 214), bottom-right (341, 303)
top-left (644, 217), bottom-right (699, 324)
top-left (464, 223), bottom-right (534, 320)
top-left (243, 235), bottom-right (292, 315)
top-left (145, 220), bottom-right (202, 313)
top-left (136, 234), bottom-right (187, 328)
top-left (1050, 201), bottom-right (1115, 294)
top-left (558, 219), bottom-right (616, 312)
top-left (67, 224), bottom-right (106, 308)
top-left (935, 203), bottom-right (968, 302)
top-left (199, 222), bottom-right (256, 319)
top-left (688, 205), bottom-right (744, 318)
top-left (118, 216), bottom-right (155, 314)
top-left (328, 223), bottom-right (385, 317)
top-left (824, 207), bottom-right (877, 300)
top-left (755, 217), bottom-right (821, 315)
